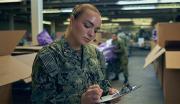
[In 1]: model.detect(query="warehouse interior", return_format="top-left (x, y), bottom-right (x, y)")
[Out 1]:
top-left (0, 0), bottom-right (180, 104)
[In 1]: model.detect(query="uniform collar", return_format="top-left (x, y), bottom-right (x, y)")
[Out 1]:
top-left (60, 36), bottom-right (91, 63)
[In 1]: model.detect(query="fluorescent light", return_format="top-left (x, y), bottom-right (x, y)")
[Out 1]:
top-left (60, 8), bottom-right (72, 13)
top-left (116, 0), bottom-right (157, 5)
top-left (67, 18), bottom-right (70, 21)
top-left (0, 0), bottom-right (22, 3)
top-left (157, 4), bottom-right (180, 9)
top-left (66, 16), bottom-right (108, 21)
top-left (110, 18), bottom-right (153, 25)
top-left (133, 18), bottom-right (152, 26)
top-left (140, 26), bottom-right (152, 28)
top-left (102, 23), bottom-right (119, 26)
top-left (43, 9), bottom-right (61, 13)
top-left (121, 4), bottom-right (180, 10)
top-left (122, 5), bottom-right (156, 10)
top-left (160, 0), bottom-right (180, 3)
top-left (111, 18), bottom-right (132, 22)
top-left (43, 8), bottom-right (73, 14)
top-left (116, 0), bottom-right (180, 5)
top-left (63, 21), bottom-right (70, 25)
top-left (101, 17), bottom-right (109, 21)
top-left (43, 21), bottom-right (51, 25)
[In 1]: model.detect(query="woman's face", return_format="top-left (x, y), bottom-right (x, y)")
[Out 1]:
top-left (112, 34), bottom-right (118, 40)
top-left (70, 9), bottom-right (102, 45)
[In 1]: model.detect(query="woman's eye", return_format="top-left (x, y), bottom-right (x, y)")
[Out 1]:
top-left (84, 22), bottom-right (92, 28)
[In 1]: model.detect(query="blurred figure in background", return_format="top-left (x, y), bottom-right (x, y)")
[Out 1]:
top-left (111, 34), bottom-right (129, 86)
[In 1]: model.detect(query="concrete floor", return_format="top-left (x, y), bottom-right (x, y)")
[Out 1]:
top-left (111, 49), bottom-right (164, 104)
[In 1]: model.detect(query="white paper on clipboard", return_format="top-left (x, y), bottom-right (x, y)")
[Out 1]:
top-left (98, 85), bottom-right (141, 103)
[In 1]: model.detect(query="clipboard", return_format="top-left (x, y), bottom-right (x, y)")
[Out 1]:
top-left (99, 85), bottom-right (142, 103)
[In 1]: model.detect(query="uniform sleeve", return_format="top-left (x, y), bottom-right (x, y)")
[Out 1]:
top-left (96, 49), bottom-right (111, 95)
top-left (113, 40), bottom-right (125, 54)
top-left (31, 53), bottom-right (59, 104)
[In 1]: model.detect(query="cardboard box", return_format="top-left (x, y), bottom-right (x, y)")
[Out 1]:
top-left (146, 51), bottom-right (180, 104)
top-left (144, 23), bottom-right (180, 104)
top-left (150, 40), bottom-right (156, 50)
top-left (0, 31), bottom-right (32, 104)
top-left (15, 46), bottom-right (42, 52)
top-left (14, 53), bottom-right (37, 83)
top-left (14, 46), bottom-right (41, 82)
top-left (163, 68), bottom-right (180, 104)
top-left (156, 23), bottom-right (180, 47)
top-left (0, 84), bottom-right (12, 104)
top-left (144, 44), bottom-right (180, 70)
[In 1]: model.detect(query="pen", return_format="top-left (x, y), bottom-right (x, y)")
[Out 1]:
top-left (100, 80), bottom-right (112, 100)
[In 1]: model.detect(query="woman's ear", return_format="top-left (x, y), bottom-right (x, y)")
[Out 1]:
top-left (70, 16), bottom-right (75, 25)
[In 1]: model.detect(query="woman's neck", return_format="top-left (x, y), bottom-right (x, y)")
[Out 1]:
top-left (65, 31), bottom-right (81, 51)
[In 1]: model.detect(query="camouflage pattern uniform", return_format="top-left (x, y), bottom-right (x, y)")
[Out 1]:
top-left (111, 38), bottom-right (129, 83)
top-left (32, 36), bottom-right (110, 104)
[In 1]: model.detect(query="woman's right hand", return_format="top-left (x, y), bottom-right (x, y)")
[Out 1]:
top-left (81, 84), bottom-right (103, 104)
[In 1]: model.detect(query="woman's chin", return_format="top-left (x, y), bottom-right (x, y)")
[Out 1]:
top-left (81, 40), bottom-right (89, 45)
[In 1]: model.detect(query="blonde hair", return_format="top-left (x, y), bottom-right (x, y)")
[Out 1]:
top-left (71, 4), bottom-right (101, 19)
top-left (65, 4), bottom-right (101, 35)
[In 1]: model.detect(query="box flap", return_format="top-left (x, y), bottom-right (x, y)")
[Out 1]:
top-left (14, 53), bottom-right (37, 67)
top-left (14, 53), bottom-right (37, 83)
top-left (0, 56), bottom-right (31, 86)
top-left (15, 46), bottom-right (42, 51)
top-left (145, 45), bottom-right (161, 62)
top-left (0, 30), bottom-right (26, 56)
top-left (165, 52), bottom-right (180, 69)
top-left (144, 45), bottom-right (166, 68)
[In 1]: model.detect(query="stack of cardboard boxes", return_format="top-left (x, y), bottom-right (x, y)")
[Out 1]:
top-left (144, 23), bottom-right (180, 104)
top-left (0, 31), bottom-right (32, 104)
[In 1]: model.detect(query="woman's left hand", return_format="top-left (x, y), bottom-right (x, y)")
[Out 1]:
top-left (109, 88), bottom-right (121, 104)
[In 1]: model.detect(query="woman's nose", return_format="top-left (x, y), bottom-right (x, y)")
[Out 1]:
top-left (87, 29), bottom-right (95, 38)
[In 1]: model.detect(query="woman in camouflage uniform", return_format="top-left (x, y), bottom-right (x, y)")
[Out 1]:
top-left (32, 4), bottom-right (121, 104)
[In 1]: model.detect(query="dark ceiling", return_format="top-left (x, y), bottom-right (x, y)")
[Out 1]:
top-left (0, 0), bottom-right (180, 25)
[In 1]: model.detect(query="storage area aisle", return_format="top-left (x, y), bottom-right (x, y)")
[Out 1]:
top-left (111, 49), bottom-right (164, 104)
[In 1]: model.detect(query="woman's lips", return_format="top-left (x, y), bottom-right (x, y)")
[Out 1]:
top-left (84, 37), bottom-right (91, 42)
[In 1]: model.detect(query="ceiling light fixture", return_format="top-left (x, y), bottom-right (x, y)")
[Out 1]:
top-left (101, 17), bottom-right (109, 21)
top-left (116, 0), bottom-right (157, 5)
top-left (116, 0), bottom-right (180, 5)
top-left (43, 21), bottom-right (51, 25)
top-left (43, 9), bottom-right (61, 14)
top-left (111, 18), bottom-right (132, 22)
top-left (63, 21), bottom-right (70, 25)
top-left (43, 8), bottom-right (73, 14)
top-left (133, 18), bottom-right (152, 26)
top-left (121, 5), bottom-right (156, 10)
top-left (0, 0), bottom-right (22, 3)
